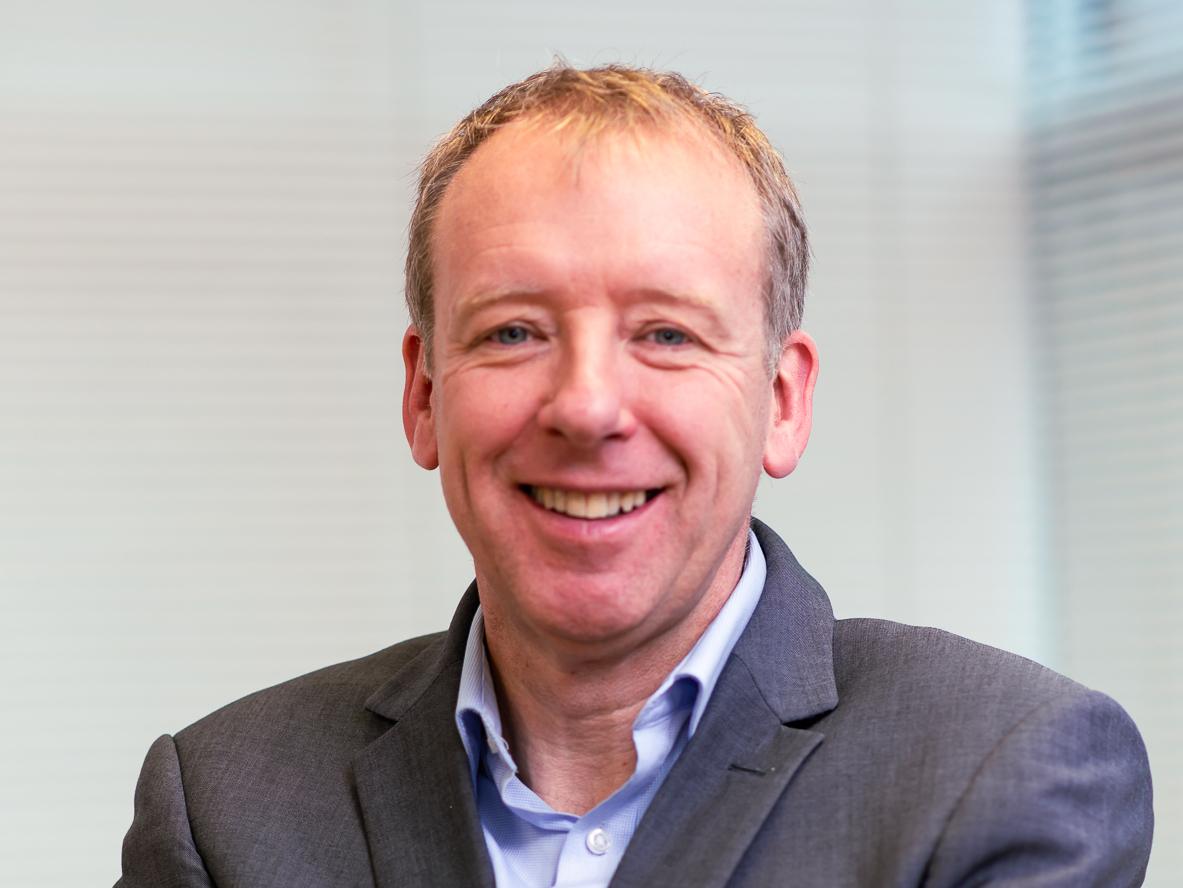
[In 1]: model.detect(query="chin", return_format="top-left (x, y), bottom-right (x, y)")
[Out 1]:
top-left (507, 568), bottom-right (693, 648)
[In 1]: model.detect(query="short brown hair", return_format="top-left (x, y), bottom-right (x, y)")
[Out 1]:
top-left (405, 63), bottom-right (809, 371)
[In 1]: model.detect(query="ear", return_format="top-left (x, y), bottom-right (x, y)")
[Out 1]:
top-left (763, 330), bottom-right (819, 478)
top-left (402, 325), bottom-right (439, 470)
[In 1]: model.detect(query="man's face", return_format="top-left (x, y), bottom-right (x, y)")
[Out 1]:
top-left (403, 121), bottom-right (815, 659)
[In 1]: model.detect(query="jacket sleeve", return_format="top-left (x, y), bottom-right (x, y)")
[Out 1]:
top-left (923, 688), bottom-right (1153, 887)
top-left (116, 734), bottom-right (216, 888)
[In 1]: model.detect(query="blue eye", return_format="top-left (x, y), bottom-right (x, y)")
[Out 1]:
top-left (493, 326), bottom-right (530, 345)
top-left (649, 328), bottom-right (689, 346)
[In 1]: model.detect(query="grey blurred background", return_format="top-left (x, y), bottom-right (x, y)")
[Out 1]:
top-left (0, 0), bottom-right (1178, 884)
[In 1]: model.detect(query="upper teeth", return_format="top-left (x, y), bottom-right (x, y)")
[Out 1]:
top-left (530, 486), bottom-right (649, 519)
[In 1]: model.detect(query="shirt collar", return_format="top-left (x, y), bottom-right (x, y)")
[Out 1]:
top-left (657, 528), bottom-right (766, 734)
top-left (455, 607), bottom-right (513, 785)
top-left (454, 528), bottom-right (767, 780)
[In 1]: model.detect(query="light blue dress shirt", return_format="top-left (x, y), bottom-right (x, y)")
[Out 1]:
top-left (454, 530), bottom-right (767, 888)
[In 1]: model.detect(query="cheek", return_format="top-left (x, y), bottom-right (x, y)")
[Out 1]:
top-left (436, 374), bottom-right (546, 481)
top-left (645, 372), bottom-right (770, 459)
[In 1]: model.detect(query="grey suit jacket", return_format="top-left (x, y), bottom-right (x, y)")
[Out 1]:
top-left (117, 520), bottom-right (1153, 887)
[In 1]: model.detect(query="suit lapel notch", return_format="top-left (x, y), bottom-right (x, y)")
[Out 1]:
top-left (727, 721), bottom-right (824, 779)
top-left (610, 667), bottom-right (826, 888)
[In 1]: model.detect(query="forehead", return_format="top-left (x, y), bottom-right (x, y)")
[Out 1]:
top-left (432, 119), bottom-right (765, 310)
top-left (440, 115), bottom-right (759, 223)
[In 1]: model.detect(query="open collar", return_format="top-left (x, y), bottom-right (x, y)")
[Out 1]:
top-left (352, 518), bottom-right (839, 888)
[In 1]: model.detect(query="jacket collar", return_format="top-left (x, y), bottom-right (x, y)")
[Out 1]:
top-left (363, 581), bottom-right (479, 722)
top-left (731, 517), bottom-right (839, 722)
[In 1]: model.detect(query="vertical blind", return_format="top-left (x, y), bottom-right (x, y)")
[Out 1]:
top-left (1027, 1), bottom-right (1183, 882)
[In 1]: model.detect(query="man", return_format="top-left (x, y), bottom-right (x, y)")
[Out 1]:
top-left (118, 65), bottom-right (1153, 887)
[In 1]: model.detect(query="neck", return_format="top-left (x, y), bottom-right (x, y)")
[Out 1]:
top-left (486, 651), bottom-right (656, 814)
top-left (480, 536), bottom-right (748, 815)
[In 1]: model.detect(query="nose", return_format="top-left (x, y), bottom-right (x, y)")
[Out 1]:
top-left (536, 328), bottom-right (637, 446)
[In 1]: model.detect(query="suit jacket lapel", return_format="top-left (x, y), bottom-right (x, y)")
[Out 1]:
top-left (610, 519), bottom-right (840, 888)
top-left (353, 585), bottom-right (496, 888)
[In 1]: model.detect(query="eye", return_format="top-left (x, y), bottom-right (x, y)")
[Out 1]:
top-left (646, 327), bottom-right (691, 347)
top-left (491, 325), bottom-right (531, 346)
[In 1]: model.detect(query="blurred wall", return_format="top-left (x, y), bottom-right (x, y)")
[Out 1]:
top-left (1, 1), bottom-right (1152, 884)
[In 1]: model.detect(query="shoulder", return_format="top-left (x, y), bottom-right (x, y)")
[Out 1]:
top-left (826, 616), bottom-right (1140, 760)
top-left (832, 617), bottom-right (1079, 711)
top-left (823, 618), bottom-right (1153, 884)
top-left (173, 631), bottom-right (445, 775)
top-left (148, 632), bottom-right (450, 877)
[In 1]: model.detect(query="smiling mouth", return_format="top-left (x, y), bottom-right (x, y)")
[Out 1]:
top-left (522, 485), bottom-right (662, 520)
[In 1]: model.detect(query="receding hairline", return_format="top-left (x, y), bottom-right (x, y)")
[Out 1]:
top-left (434, 109), bottom-right (762, 232)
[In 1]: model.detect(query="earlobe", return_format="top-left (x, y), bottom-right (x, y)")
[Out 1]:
top-left (763, 330), bottom-right (819, 479)
top-left (402, 326), bottom-right (439, 470)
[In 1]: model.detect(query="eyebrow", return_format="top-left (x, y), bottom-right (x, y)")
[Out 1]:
top-left (626, 287), bottom-right (732, 337)
top-left (450, 284), bottom-right (734, 338)
top-left (627, 286), bottom-right (721, 312)
top-left (450, 287), bottom-right (551, 329)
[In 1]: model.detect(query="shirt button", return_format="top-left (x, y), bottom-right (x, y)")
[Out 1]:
top-left (585, 827), bottom-right (611, 855)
